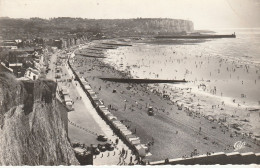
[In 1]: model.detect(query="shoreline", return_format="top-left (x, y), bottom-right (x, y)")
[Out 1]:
top-left (71, 39), bottom-right (260, 161)
top-left (102, 39), bottom-right (260, 137)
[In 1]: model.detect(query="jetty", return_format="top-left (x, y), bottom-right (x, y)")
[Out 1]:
top-left (94, 46), bottom-right (117, 49)
top-left (102, 43), bottom-right (132, 46)
top-left (155, 33), bottom-right (236, 39)
top-left (99, 78), bottom-right (187, 83)
top-left (75, 53), bottom-right (106, 58)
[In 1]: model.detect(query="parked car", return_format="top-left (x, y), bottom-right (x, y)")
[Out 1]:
top-left (91, 145), bottom-right (100, 155)
top-left (105, 142), bottom-right (114, 151)
top-left (97, 134), bottom-right (108, 142)
top-left (98, 144), bottom-right (106, 152)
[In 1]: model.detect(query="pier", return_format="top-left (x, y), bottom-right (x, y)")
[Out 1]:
top-left (155, 34), bottom-right (236, 39)
top-left (99, 78), bottom-right (187, 84)
top-left (102, 43), bottom-right (132, 46)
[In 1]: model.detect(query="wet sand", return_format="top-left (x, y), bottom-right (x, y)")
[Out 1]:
top-left (71, 40), bottom-right (260, 161)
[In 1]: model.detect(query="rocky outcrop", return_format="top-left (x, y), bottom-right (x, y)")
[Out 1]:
top-left (0, 72), bottom-right (79, 165)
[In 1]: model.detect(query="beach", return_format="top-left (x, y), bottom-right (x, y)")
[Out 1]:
top-left (70, 38), bottom-right (260, 161)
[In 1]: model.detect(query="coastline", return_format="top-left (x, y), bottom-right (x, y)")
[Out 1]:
top-left (70, 39), bottom-right (260, 161)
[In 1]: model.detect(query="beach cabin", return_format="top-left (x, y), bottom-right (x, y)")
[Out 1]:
top-left (92, 95), bottom-right (99, 101)
top-left (94, 99), bottom-right (104, 106)
top-left (112, 122), bottom-right (127, 130)
top-left (135, 144), bottom-right (147, 157)
top-left (84, 85), bottom-right (92, 90)
top-left (88, 90), bottom-right (96, 96)
top-left (107, 115), bottom-right (117, 121)
top-left (99, 105), bottom-right (108, 111)
top-left (64, 95), bottom-right (72, 103)
top-left (121, 130), bottom-right (132, 136)
top-left (80, 77), bottom-right (85, 82)
top-left (126, 134), bottom-right (141, 145)
top-left (62, 88), bottom-right (69, 95)
top-left (103, 110), bottom-right (111, 116)
top-left (66, 101), bottom-right (73, 110)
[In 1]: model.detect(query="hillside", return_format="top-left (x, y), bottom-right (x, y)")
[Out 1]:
top-left (0, 72), bottom-right (79, 165)
top-left (0, 17), bottom-right (194, 39)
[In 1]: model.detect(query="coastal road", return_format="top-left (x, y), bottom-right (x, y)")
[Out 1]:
top-left (47, 48), bottom-right (138, 165)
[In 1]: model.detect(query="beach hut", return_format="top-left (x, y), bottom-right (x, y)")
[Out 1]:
top-left (80, 77), bottom-right (85, 82)
top-left (62, 89), bottom-right (69, 95)
top-left (125, 134), bottom-right (140, 144)
top-left (61, 86), bottom-right (68, 91)
top-left (64, 95), bottom-right (72, 102)
top-left (84, 85), bottom-right (92, 90)
top-left (99, 105), bottom-right (108, 111)
top-left (66, 101), bottom-right (73, 110)
top-left (81, 81), bottom-right (88, 85)
top-left (121, 130), bottom-right (132, 136)
top-left (113, 122), bottom-right (127, 130)
top-left (92, 95), bottom-right (99, 101)
top-left (107, 115), bottom-right (117, 121)
top-left (88, 89), bottom-right (95, 94)
top-left (135, 144), bottom-right (147, 157)
top-left (118, 125), bottom-right (129, 131)
top-left (130, 139), bottom-right (141, 145)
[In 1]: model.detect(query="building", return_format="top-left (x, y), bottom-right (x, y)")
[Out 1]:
top-left (24, 67), bottom-right (40, 80)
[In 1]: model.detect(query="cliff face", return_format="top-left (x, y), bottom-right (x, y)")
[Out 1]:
top-left (131, 18), bottom-right (194, 33)
top-left (0, 73), bottom-right (78, 165)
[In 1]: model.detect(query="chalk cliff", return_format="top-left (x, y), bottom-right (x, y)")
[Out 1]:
top-left (0, 73), bottom-right (78, 165)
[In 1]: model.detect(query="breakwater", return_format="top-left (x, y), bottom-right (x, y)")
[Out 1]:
top-left (100, 78), bottom-right (187, 84)
top-left (155, 34), bottom-right (236, 39)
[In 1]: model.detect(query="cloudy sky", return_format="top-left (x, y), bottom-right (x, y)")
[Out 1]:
top-left (0, 0), bottom-right (259, 29)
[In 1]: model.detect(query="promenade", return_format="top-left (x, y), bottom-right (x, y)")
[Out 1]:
top-left (47, 49), bottom-right (137, 165)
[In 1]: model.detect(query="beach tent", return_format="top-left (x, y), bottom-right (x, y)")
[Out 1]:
top-left (135, 144), bottom-right (147, 157)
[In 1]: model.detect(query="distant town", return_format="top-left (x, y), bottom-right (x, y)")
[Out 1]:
top-left (0, 17), bottom-right (193, 80)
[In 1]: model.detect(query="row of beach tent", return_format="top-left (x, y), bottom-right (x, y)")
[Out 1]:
top-left (79, 76), bottom-right (148, 157)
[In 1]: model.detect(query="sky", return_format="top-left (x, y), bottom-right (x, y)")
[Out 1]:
top-left (0, 0), bottom-right (259, 29)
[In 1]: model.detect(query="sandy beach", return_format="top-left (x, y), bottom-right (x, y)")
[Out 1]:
top-left (70, 39), bottom-right (260, 161)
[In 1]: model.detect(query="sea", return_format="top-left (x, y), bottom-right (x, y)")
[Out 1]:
top-left (102, 28), bottom-right (260, 135)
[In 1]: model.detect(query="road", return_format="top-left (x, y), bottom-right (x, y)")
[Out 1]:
top-left (46, 49), bottom-right (138, 165)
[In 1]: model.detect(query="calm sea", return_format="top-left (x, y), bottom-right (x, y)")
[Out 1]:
top-left (103, 28), bottom-right (260, 108)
